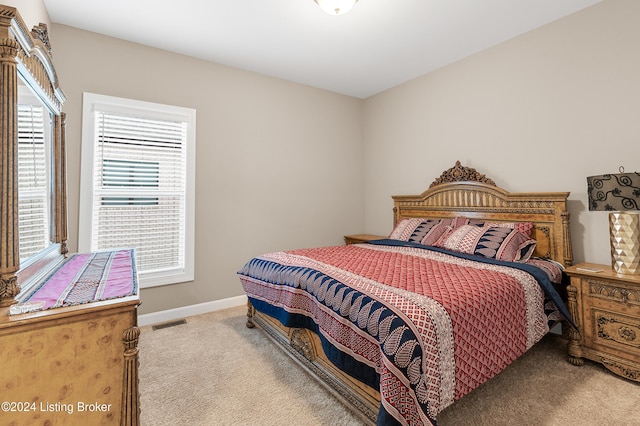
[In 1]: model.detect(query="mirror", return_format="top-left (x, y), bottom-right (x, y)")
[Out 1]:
top-left (0, 6), bottom-right (66, 307)
top-left (17, 77), bottom-right (54, 263)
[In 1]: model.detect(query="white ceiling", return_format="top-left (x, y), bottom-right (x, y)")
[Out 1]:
top-left (43, 0), bottom-right (602, 99)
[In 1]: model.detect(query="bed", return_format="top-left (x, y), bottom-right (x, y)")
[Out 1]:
top-left (238, 161), bottom-right (573, 425)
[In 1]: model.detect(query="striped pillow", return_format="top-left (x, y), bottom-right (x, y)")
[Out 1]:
top-left (454, 217), bottom-right (534, 236)
top-left (436, 224), bottom-right (537, 262)
top-left (389, 218), bottom-right (454, 246)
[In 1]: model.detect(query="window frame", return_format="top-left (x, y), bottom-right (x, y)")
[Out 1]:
top-left (79, 93), bottom-right (196, 288)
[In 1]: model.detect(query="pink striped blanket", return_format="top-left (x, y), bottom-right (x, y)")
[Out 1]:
top-left (239, 242), bottom-right (562, 425)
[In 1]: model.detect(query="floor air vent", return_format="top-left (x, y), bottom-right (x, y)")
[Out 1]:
top-left (152, 319), bottom-right (187, 331)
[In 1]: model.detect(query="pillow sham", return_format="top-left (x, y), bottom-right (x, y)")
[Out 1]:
top-left (454, 216), bottom-right (533, 236)
top-left (389, 218), bottom-right (453, 246)
top-left (436, 224), bottom-right (537, 262)
top-left (452, 217), bottom-right (534, 236)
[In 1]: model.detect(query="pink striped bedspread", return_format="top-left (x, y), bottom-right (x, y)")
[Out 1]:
top-left (239, 242), bottom-right (557, 425)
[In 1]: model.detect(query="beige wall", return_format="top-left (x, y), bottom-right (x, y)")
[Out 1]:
top-left (48, 25), bottom-right (364, 314)
top-left (39, 0), bottom-right (638, 314)
top-left (363, 0), bottom-right (640, 267)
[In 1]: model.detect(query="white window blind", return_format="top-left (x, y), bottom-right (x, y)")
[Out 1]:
top-left (17, 104), bottom-right (50, 261)
top-left (80, 93), bottom-right (195, 288)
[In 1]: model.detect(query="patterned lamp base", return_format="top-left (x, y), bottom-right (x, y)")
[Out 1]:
top-left (610, 212), bottom-right (640, 275)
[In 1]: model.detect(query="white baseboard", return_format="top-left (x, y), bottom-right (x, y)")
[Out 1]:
top-left (138, 295), bottom-right (247, 327)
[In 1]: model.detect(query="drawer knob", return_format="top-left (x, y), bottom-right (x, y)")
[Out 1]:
top-left (618, 326), bottom-right (637, 342)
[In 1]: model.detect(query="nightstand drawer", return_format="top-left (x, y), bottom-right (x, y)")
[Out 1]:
top-left (589, 308), bottom-right (640, 353)
top-left (585, 277), bottom-right (640, 307)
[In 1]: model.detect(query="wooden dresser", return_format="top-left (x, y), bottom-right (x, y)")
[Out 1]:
top-left (0, 7), bottom-right (139, 425)
top-left (566, 263), bottom-right (640, 382)
top-left (0, 253), bottom-right (141, 425)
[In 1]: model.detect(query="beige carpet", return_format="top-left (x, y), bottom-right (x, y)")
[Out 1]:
top-left (139, 306), bottom-right (638, 425)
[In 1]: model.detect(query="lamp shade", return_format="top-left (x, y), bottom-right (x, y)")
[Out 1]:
top-left (314, 0), bottom-right (358, 15)
top-left (587, 172), bottom-right (640, 211)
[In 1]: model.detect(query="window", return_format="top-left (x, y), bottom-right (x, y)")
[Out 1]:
top-left (80, 93), bottom-right (195, 288)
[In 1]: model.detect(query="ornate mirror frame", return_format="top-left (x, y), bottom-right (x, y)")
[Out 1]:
top-left (0, 5), bottom-right (67, 307)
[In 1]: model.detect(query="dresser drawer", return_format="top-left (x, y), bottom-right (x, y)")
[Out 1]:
top-left (588, 307), bottom-right (640, 354)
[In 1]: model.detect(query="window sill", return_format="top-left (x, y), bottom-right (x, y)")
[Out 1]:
top-left (138, 270), bottom-right (194, 289)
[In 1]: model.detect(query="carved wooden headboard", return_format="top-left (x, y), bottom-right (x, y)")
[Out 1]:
top-left (392, 162), bottom-right (573, 267)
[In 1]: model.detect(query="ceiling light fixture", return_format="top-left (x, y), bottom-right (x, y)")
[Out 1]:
top-left (314, 0), bottom-right (358, 16)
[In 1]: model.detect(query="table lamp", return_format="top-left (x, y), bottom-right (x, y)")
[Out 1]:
top-left (587, 168), bottom-right (640, 274)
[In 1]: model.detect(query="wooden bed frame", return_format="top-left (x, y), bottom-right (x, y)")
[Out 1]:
top-left (245, 161), bottom-right (572, 425)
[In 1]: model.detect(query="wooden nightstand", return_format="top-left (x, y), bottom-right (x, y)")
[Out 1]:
top-left (565, 263), bottom-right (640, 382)
top-left (344, 234), bottom-right (386, 245)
